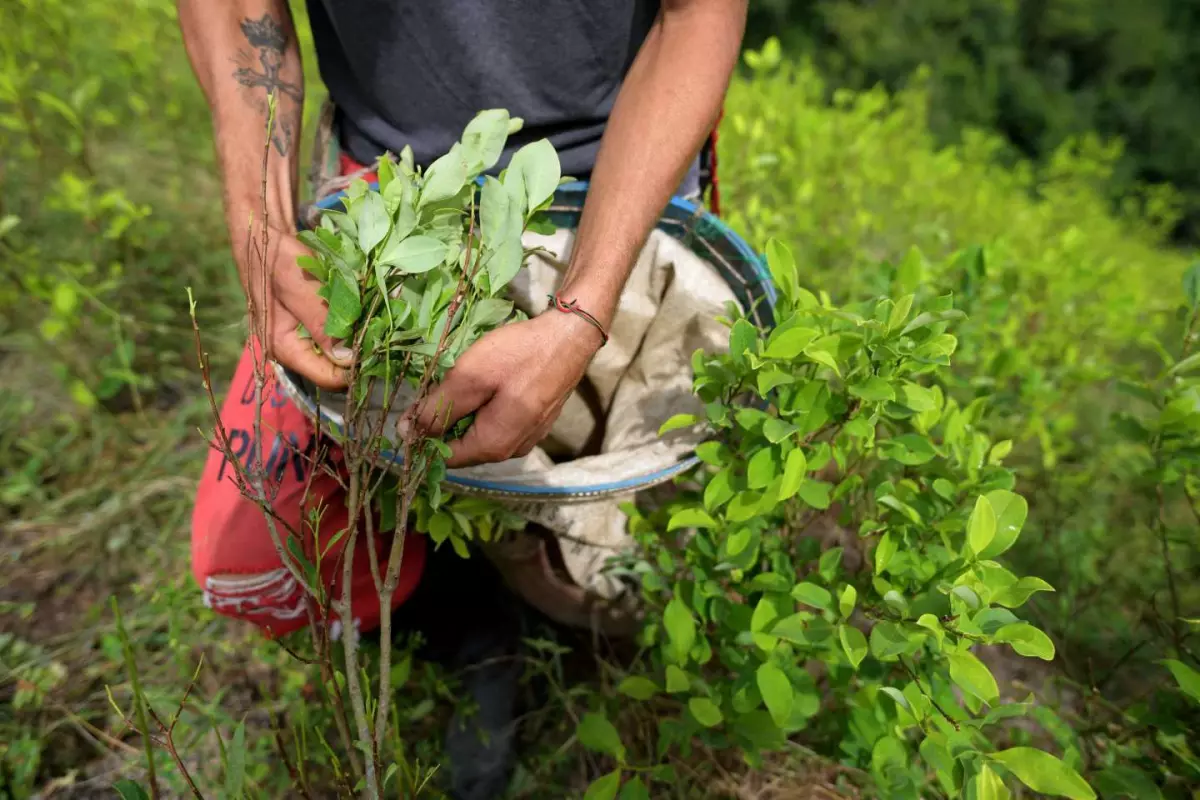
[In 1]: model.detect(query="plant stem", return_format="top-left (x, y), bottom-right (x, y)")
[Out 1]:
top-left (112, 597), bottom-right (158, 798)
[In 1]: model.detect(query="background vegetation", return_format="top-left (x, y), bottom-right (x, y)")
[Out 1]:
top-left (745, 0), bottom-right (1200, 244)
top-left (1, 0), bottom-right (1197, 797)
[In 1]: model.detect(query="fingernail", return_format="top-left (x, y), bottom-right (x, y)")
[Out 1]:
top-left (332, 346), bottom-right (353, 362)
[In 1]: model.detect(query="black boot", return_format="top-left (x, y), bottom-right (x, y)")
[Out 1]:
top-left (398, 541), bottom-right (526, 800)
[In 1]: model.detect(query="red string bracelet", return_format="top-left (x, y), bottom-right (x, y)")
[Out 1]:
top-left (547, 293), bottom-right (609, 346)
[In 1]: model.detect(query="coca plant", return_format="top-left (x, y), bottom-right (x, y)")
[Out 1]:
top-left (192, 106), bottom-right (560, 797)
top-left (293, 107), bottom-right (559, 556)
top-left (582, 241), bottom-right (1094, 799)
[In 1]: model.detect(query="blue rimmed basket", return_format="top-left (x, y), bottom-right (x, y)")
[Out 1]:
top-left (274, 180), bottom-right (777, 502)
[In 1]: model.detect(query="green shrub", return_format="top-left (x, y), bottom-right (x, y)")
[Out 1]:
top-left (580, 241), bottom-right (1086, 799)
top-left (720, 53), bottom-right (1198, 663)
top-left (708, 48), bottom-right (1200, 795)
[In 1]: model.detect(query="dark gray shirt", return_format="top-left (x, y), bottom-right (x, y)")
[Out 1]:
top-left (307, 0), bottom-right (699, 190)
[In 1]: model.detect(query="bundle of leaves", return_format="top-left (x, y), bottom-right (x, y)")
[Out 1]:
top-left (295, 108), bottom-right (563, 417)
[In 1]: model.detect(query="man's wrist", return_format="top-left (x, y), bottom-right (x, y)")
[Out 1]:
top-left (540, 300), bottom-right (608, 355)
top-left (553, 275), bottom-right (622, 329)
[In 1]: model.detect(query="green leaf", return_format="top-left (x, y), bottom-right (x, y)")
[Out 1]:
top-left (901, 308), bottom-right (967, 335)
top-left (994, 623), bottom-right (1055, 661)
top-left (898, 381), bottom-right (938, 412)
top-left (1184, 261), bottom-right (1200, 309)
top-left (947, 650), bottom-right (999, 703)
top-left (725, 526), bottom-right (752, 557)
top-left (770, 613), bottom-right (812, 645)
top-left (838, 584), bottom-right (857, 618)
top-left (356, 191), bottom-right (389, 253)
top-left (323, 271), bottom-right (362, 339)
top-left (1161, 659), bottom-right (1200, 703)
top-left (974, 764), bottom-right (1012, 800)
top-left (665, 664), bottom-right (690, 693)
top-left (664, 596), bottom-right (696, 665)
top-left (659, 414), bottom-right (701, 435)
top-left (977, 491), bottom-right (1028, 560)
top-left (378, 234), bottom-right (449, 273)
top-left (577, 712), bottom-right (625, 761)
top-left (791, 582), bottom-right (832, 611)
top-left (879, 686), bottom-right (910, 712)
top-left (508, 138), bottom-right (561, 212)
top-left (751, 596), bottom-right (779, 633)
top-left (1169, 351), bottom-right (1200, 376)
top-left (949, 584), bottom-right (979, 611)
top-left (729, 319), bottom-right (757, 363)
top-left (695, 440), bottom-right (729, 466)
top-left (804, 347), bottom-right (841, 375)
top-left (667, 508), bottom-right (718, 531)
top-left (1092, 766), bottom-right (1164, 800)
top-left (226, 718), bottom-right (246, 799)
top-left (584, 770), bottom-right (622, 800)
top-left (888, 294), bottom-right (915, 331)
top-left (839, 624), bottom-right (868, 668)
top-left (418, 143), bottom-right (469, 208)
top-left (870, 621), bottom-right (918, 660)
top-left (113, 780), bottom-right (150, 800)
top-left (756, 662), bottom-right (793, 727)
top-left (757, 367), bottom-right (795, 395)
top-left (819, 547), bottom-right (843, 582)
top-left (617, 676), bottom-right (658, 701)
top-left (850, 376), bottom-right (895, 403)
top-left (765, 239), bottom-right (799, 305)
top-left (763, 417), bottom-right (798, 444)
top-left (765, 326), bottom-right (819, 359)
top-left (296, 254), bottom-right (328, 282)
top-left (875, 532), bottom-right (898, 574)
top-left (460, 108), bottom-right (511, 172)
top-left (479, 175), bottom-right (512, 247)
top-left (688, 697), bottom-right (724, 728)
top-left (879, 433), bottom-right (938, 465)
top-left (988, 439), bottom-right (1013, 464)
top-left (992, 577), bottom-right (1055, 608)
top-left (726, 491), bottom-right (761, 522)
top-left (916, 614), bottom-right (945, 648)
top-left (704, 467), bottom-right (735, 511)
top-left (618, 777), bottom-right (650, 800)
top-left (747, 448), bottom-right (778, 489)
top-left (52, 282), bottom-right (79, 316)
top-left (967, 495), bottom-right (996, 557)
top-left (797, 479), bottom-right (832, 509)
top-left (485, 235), bottom-right (524, 292)
top-left (990, 748), bottom-right (1096, 800)
top-left (779, 448), bottom-right (807, 500)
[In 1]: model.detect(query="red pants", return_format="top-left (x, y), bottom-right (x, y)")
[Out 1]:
top-left (190, 157), bottom-right (427, 639)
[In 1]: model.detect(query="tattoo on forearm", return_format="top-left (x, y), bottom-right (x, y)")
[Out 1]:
top-left (232, 14), bottom-right (302, 156)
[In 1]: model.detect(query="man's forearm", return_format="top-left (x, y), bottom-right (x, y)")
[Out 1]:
top-left (560, 0), bottom-right (748, 327)
top-left (177, 0), bottom-right (304, 228)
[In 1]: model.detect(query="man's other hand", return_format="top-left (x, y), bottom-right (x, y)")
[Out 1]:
top-left (408, 311), bottom-right (603, 468)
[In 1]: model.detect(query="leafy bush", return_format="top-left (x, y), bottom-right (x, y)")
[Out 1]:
top-left (721, 52), bottom-right (1198, 661)
top-left (712, 49), bottom-right (1200, 795)
top-left (575, 241), bottom-right (1088, 798)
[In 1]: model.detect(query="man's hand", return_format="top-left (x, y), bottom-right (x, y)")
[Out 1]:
top-left (233, 219), bottom-right (350, 390)
top-left (408, 311), bottom-right (603, 468)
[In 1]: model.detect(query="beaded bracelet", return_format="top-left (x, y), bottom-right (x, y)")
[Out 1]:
top-left (547, 293), bottom-right (609, 346)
